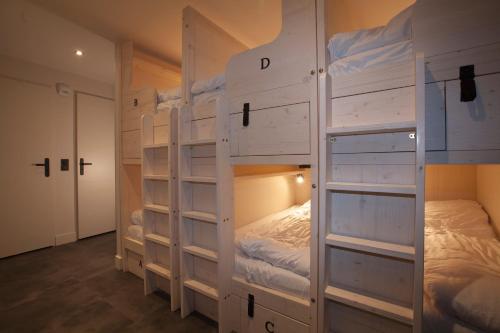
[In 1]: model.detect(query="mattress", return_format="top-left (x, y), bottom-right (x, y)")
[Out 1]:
top-left (157, 98), bottom-right (182, 111)
top-left (327, 5), bottom-right (413, 77)
top-left (235, 201), bottom-right (311, 298)
top-left (424, 200), bottom-right (500, 333)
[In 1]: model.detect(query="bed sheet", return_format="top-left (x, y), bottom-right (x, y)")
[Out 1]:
top-left (424, 200), bottom-right (500, 333)
top-left (235, 252), bottom-right (310, 299)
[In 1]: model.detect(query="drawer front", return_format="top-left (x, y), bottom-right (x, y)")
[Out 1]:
top-left (122, 130), bottom-right (141, 159)
top-left (230, 103), bottom-right (310, 157)
top-left (126, 251), bottom-right (144, 279)
top-left (447, 73), bottom-right (500, 151)
top-left (240, 299), bottom-right (309, 333)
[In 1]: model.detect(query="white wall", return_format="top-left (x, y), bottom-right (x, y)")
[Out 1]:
top-left (0, 55), bottom-right (113, 246)
top-left (0, 0), bottom-right (115, 84)
top-left (425, 165), bottom-right (477, 201)
top-left (477, 165), bottom-right (500, 235)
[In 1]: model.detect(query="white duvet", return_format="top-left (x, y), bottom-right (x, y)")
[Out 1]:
top-left (235, 201), bottom-right (311, 279)
top-left (425, 200), bottom-right (500, 333)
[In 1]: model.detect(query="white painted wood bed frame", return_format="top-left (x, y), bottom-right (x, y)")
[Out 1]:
top-left (318, 1), bottom-right (500, 332)
top-left (177, 6), bottom-right (247, 330)
top-left (223, 1), bottom-right (320, 332)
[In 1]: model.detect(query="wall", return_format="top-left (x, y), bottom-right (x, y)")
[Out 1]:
top-left (0, 54), bottom-right (113, 245)
top-left (425, 165), bottom-right (477, 201)
top-left (326, 0), bottom-right (415, 37)
top-left (477, 165), bottom-right (500, 235)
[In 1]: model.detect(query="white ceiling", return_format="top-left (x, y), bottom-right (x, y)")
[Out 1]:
top-left (0, 0), bottom-right (116, 84)
top-left (29, 0), bottom-right (283, 67)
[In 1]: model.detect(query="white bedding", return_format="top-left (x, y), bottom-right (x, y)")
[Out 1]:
top-left (157, 87), bottom-right (181, 104)
top-left (127, 225), bottom-right (143, 242)
top-left (425, 200), bottom-right (500, 333)
top-left (192, 88), bottom-right (224, 107)
top-left (327, 5), bottom-right (413, 77)
top-left (235, 201), bottom-right (311, 298)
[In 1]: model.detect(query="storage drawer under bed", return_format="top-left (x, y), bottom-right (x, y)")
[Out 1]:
top-left (229, 294), bottom-right (310, 333)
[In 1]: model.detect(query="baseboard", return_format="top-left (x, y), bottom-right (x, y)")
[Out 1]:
top-left (55, 232), bottom-right (77, 246)
top-left (115, 255), bottom-right (123, 270)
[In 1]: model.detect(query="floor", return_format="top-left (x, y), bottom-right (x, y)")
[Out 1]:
top-left (0, 232), bottom-right (218, 333)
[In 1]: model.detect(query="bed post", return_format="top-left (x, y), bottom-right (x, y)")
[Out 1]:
top-left (414, 52), bottom-right (426, 333)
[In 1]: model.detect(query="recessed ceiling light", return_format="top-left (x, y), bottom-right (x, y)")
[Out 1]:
top-left (74, 49), bottom-right (84, 57)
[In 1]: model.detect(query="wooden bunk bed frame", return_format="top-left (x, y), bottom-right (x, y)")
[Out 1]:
top-left (178, 7), bottom-right (247, 330)
top-left (223, 0), bottom-right (320, 332)
top-left (318, 0), bottom-right (500, 332)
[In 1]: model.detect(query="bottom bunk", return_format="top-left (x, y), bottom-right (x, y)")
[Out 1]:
top-left (423, 165), bottom-right (500, 333)
top-left (228, 166), bottom-right (314, 332)
top-left (123, 209), bottom-right (144, 279)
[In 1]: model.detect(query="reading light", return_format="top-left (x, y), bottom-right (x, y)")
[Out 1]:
top-left (74, 49), bottom-right (84, 57)
top-left (296, 174), bottom-right (304, 184)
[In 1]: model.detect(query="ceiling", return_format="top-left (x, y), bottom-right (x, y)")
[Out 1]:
top-left (29, 0), bottom-right (283, 66)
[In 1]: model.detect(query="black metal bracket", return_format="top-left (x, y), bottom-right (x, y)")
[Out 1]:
top-left (460, 65), bottom-right (476, 102)
top-left (243, 103), bottom-right (250, 127)
top-left (248, 294), bottom-right (254, 318)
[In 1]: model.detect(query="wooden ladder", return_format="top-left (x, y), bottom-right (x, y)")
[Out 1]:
top-left (319, 54), bottom-right (425, 332)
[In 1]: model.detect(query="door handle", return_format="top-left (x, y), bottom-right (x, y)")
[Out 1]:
top-left (79, 158), bottom-right (93, 175)
top-left (32, 158), bottom-right (50, 177)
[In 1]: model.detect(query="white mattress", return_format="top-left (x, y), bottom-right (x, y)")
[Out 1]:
top-left (157, 98), bottom-right (182, 111)
top-left (192, 88), bottom-right (224, 108)
top-left (127, 225), bottom-right (143, 242)
top-left (235, 201), bottom-right (311, 298)
top-left (424, 200), bottom-right (500, 333)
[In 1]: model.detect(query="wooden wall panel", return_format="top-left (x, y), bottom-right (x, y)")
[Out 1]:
top-left (477, 165), bottom-right (500, 235)
top-left (425, 165), bottom-right (477, 201)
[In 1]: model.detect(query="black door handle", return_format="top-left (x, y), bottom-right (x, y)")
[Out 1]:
top-left (79, 158), bottom-right (93, 175)
top-left (32, 158), bottom-right (50, 177)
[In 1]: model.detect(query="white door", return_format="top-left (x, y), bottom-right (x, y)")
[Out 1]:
top-left (0, 78), bottom-right (69, 257)
top-left (77, 93), bottom-right (116, 238)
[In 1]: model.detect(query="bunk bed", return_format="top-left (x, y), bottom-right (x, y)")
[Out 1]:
top-left (319, 1), bottom-right (500, 332)
top-left (222, 0), bottom-right (319, 331)
top-left (177, 7), bottom-right (247, 330)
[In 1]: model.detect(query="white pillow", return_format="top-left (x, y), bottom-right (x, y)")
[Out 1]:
top-left (453, 275), bottom-right (500, 332)
top-left (157, 87), bottom-right (181, 103)
top-left (191, 73), bottom-right (225, 95)
top-left (130, 209), bottom-right (143, 226)
top-left (328, 5), bottom-right (413, 61)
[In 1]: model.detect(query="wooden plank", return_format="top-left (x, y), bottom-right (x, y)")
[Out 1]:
top-left (144, 233), bottom-right (170, 247)
top-left (324, 286), bottom-right (413, 325)
top-left (182, 176), bottom-right (216, 184)
top-left (182, 210), bottom-right (217, 224)
top-left (183, 245), bottom-right (218, 262)
top-left (328, 191), bottom-right (415, 247)
top-left (331, 60), bottom-right (415, 99)
top-left (143, 175), bottom-right (169, 181)
top-left (446, 73), bottom-right (500, 151)
top-left (325, 234), bottom-right (415, 261)
top-left (123, 236), bottom-right (144, 256)
top-left (425, 82), bottom-right (445, 151)
top-left (326, 182), bottom-right (416, 195)
top-left (184, 279), bottom-right (219, 300)
top-left (331, 132), bottom-right (416, 154)
top-left (145, 263), bottom-right (171, 279)
top-left (331, 87), bottom-right (415, 131)
top-left (230, 103), bottom-right (311, 157)
top-left (327, 121), bottom-right (416, 136)
top-left (181, 138), bottom-right (216, 146)
top-left (143, 203), bottom-right (169, 214)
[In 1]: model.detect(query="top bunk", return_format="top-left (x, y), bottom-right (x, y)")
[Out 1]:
top-left (225, 0), bottom-right (318, 164)
top-left (179, 6), bottom-right (247, 146)
top-left (323, 0), bottom-right (500, 164)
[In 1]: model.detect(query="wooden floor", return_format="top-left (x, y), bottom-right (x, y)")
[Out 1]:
top-left (0, 232), bottom-right (217, 333)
